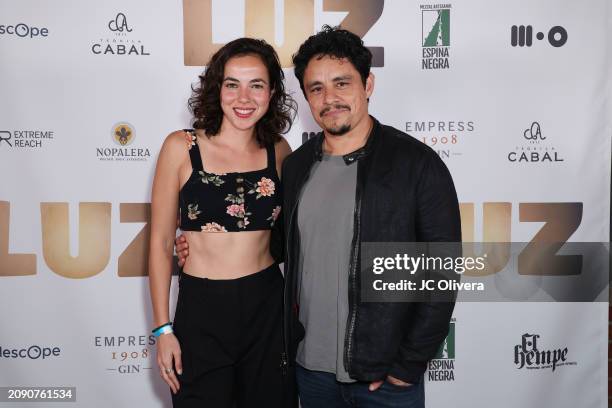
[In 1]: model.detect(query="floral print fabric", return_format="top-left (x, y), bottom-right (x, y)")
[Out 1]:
top-left (178, 131), bottom-right (282, 233)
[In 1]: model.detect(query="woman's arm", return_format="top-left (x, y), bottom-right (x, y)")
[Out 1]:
top-left (149, 131), bottom-right (186, 326)
top-left (149, 131), bottom-right (188, 394)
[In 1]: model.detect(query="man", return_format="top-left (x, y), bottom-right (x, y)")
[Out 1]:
top-left (177, 26), bottom-right (461, 408)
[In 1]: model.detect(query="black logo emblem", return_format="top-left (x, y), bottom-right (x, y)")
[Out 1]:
top-left (511, 25), bottom-right (567, 47)
top-left (523, 121), bottom-right (545, 142)
top-left (108, 13), bottom-right (132, 33)
top-left (0, 131), bottom-right (12, 147)
top-left (514, 333), bottom-right (572, 371)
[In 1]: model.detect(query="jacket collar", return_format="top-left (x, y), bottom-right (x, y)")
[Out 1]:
top-left (314, 116), bottom-right (380, 165)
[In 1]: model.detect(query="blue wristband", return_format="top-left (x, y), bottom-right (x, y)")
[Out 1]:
top-left (152, 323), bottom-right (173, 337)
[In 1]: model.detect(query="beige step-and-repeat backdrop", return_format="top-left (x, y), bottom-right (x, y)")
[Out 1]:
top-left (1, 0), bottom-right (610, 406)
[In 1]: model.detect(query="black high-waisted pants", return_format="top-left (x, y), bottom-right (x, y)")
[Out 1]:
top-left (172, 263), bottom-right (284, 407)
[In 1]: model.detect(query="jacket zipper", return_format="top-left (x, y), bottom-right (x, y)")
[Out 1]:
top-left (344, 161), bottom-right (363, 374)
top-left (282, 166), bottom-right (312, 366)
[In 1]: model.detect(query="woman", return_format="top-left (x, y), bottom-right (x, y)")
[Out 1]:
top-left (148, 38), bottom-right (295, 407)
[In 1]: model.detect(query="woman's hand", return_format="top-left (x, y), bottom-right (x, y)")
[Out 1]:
top-left (156, 333), bottom-right (183, 394)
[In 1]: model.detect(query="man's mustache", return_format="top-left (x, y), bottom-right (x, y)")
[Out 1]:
top-left (320, 104), bottom-right (350, 117)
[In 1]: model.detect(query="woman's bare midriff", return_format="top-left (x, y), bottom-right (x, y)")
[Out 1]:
top-left (181, 229), bottom-right (275, 279)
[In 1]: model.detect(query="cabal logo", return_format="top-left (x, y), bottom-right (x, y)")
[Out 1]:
top-left (511, 25), bottom-right (568, 48)
top-left (421, 4), bottom-right (451, 69)
top-left (108, 13), bottom-right (132, 33)
top-left (96, 122), bottom-right (150, 162)
top-left (94, 335), bottom-right (155, 374)
top-left (523, 121), bottom-right (545, 143)
top-left (427, 318), bottom-right (455, 381)
top-left (514, 333), bottom-right (577, 371)
top-left (508, 121), bottom-right (564, 163)
top-left (91, 12), bottom-right (150, 56)
top-left (0, 130), bottom-right (55, 149)
top-left (406, 120), bottom-right (474, 160)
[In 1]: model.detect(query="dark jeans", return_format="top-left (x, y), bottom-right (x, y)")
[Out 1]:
top-left (297, 365), bottom-right (425, 408)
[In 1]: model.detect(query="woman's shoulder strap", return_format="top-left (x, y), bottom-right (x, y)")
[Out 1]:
top-left (183, 129), bottom-right (203, 171)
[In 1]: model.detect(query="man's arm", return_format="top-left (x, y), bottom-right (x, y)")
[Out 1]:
top-left (388, 150), bottom-right (462, 384)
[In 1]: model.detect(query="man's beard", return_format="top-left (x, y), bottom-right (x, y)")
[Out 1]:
top-left (320, 104), bottom-right (351, 136)
top-left (326, 123), bottom-right (351, 136)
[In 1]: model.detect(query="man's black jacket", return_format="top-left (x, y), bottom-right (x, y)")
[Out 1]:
top-left (277, 116), bottom-right (461, 389)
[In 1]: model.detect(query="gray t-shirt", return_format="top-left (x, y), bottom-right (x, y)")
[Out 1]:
top-left (296, 153), bottom-right (358, 382)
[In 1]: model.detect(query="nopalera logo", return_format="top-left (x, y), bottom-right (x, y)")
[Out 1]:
top-left (421, 4), bottom-right (451, 69)
top-left (96, 122), bottom-right (150, 162)
top-left (112, 122), bottom-right (134, 146)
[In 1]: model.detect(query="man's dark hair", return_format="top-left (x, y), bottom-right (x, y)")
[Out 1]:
top-left (292, 25), bottom-right (372, 95)
top-left (189, 37), bottom-right (297, 147)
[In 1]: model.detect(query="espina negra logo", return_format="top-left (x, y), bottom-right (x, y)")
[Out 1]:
top-left (427, 318), bottom-right (455, 381)
top-left (421, 4), bottom-right (451, 69)
top-left (514, 333), bottom-right (576, 371)
top-left (507, 121), bottom-right (564, 163)
top-left (94, 335), bottom-right (155, 374)
top-left (91, 12), bottom-right (151, 56)
top-left (96, 122), bottom-right (150, 161)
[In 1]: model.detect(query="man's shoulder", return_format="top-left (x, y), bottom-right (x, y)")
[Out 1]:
top-left (283, 133), bottom-right (319, 169)
top-left (377, 122), bottom-right (437, 159)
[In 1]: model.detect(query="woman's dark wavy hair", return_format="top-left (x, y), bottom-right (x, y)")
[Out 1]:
top-left (292, 25), bottom-right (372, 96)
top-left (188, 38), bottom-right (296, 147)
